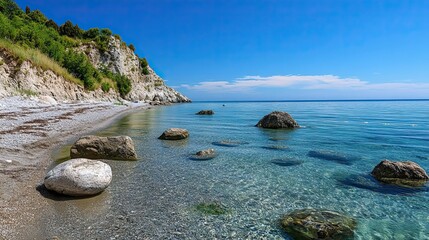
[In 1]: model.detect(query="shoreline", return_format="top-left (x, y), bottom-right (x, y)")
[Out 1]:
top-left (0, 96), bottom-right (151, 238)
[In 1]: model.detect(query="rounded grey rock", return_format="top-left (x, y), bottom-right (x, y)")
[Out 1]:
top-left (44, 158), bottom-right (112, 196)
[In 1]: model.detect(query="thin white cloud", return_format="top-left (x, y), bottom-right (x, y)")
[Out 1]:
top-left (179, 75), bottom-right (429, 92)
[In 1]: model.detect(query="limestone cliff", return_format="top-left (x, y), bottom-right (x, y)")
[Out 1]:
top-left (0, 50), bottom-right (119, 101)
top-left (79, 37), bottom-right (190, 103)
top-left (0, 37), bottom-right (190, 103)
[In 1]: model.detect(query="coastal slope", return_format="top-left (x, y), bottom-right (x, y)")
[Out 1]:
top-left (0, 0), bottom-right (190, 103)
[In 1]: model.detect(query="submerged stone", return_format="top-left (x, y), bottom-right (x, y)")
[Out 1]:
top-left (194, 202), bottom-right (228, 215)
top-left (262, 145), bottom-right (290, 151)
top-left (281, 209), bottom-right (356, 240)
top-left (271, 158), bottom-right (304, 166)
top-left (189, 149), bottom-right (217, 161)
top-left (158, 128), bottom-right (189, 140)
top-left (308, 150), bottom-right (361, 165)
top-left (212, 140), bottom-right (248, 147)
top-left (255, 111), bottom-right (299, 129)
top-left (70, 135), bottom-right (137, 160)
top-left (371, 160), bottom-right (429, 187)
top-left (336, 173), bottom-right (428, 195)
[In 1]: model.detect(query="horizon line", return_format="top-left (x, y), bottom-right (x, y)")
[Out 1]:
top-left (191, 98), bottom-right (429, 103)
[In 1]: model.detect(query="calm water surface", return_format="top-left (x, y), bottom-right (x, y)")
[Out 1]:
top-left (45, 101), bottom-right (429, 239)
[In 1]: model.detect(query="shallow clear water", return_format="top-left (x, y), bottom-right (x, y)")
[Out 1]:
top-left (47, 101), bottom-right (429, 239)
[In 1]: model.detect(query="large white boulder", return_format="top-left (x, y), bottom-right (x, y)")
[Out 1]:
top-left (44, 158), bottom-right (112, 196)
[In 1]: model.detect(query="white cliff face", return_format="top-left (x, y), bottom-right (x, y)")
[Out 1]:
top-left (0, 51), bottom-right (119, 101)
top-left (79, 37), bottom-right (191, 103)
top-left (0, 37), bottom-right (190, 103)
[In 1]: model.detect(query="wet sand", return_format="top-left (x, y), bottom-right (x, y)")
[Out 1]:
top-left (0, 97), bottom-right (149, 239)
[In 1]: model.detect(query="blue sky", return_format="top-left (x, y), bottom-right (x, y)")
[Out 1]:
top-left (16, 0), bottom-right (429, 100)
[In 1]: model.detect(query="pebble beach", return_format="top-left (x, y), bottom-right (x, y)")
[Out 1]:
top-left (0, 96), bottom-right (148, 238)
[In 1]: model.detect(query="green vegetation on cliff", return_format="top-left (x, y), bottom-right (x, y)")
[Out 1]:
top-left (0, 0), bottom-right (142, 96)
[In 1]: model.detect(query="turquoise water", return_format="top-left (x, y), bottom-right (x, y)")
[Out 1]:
top-left (49, 101), bottom-right (429, 239)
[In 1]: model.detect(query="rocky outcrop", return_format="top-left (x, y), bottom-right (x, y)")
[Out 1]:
top-left (255, 111), bottom-right (299, 129)
top-left (0, 37), bottom-right (190, 103)
top-left (44, 158), bottom-right (112, 196)
top-left (190, 149), bottom-right (217, 160)
top-left (281, 209), bottom-right (356, 240)
top-left (371, 160), bottom-right (428, 187)
top-left (158, 128), bottom-right (189, 140)
top-left (196, 110), bottom-right (214, 115)
top-left (78, 37), bottom-right (190, 103)
top-left (0, 53), bottom-right (119, 101)
top-left (70, 135), bottom-right (137, 160)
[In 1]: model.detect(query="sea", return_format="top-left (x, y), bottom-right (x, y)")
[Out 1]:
top-left (48, 100), bottom-right (429, 239)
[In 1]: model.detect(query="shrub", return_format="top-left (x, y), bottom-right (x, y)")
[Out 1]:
top-left (27, 10), bottom-right (47, 24)
top-left (0, 0), bottom-right (23, 18)
top-left (128, 44), bottom-right (135, 52)
top-left (83, 28), bottom-right (99, 39)
top-left (59, 20), bottom-right (83, 38)
top-left (113, 34), bottom-right (121, 40)
top-left (142, 67), bottom-right (149, 75)
top-left (101, 82), bottom-right (110, 92)
top-left (45, 19), bottom-right (59, 32)
top-left (62, 51), bottom-right (99, 89)
top-left (100, 69), bottom-right (131, 97)
top-left (139, 57), bottom-right (148, 68)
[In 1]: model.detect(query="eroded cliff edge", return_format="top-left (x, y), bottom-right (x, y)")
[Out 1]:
top-left (0, 37), bottom-right (190, 103)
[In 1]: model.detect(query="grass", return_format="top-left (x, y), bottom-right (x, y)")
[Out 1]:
top-left (17, 89), bottom-right (38, 97)
top-left (93, 77), bottom-right (118, 92)
top-left (0, 39), bottom-right (83, 86)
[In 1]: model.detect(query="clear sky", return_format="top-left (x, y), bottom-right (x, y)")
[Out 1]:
top-left (15, 0), bottom-right (429, 101)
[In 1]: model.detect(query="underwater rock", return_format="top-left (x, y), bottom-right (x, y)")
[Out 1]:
top-left (70, 135), bottom-right (137, 160)
top-left (281, 209), bottom-right (356, 240)
top-left (196, 110), bottom-right (214, 115)
top-left (271, 158), bottom-right (304, 166)
top-left (255, 111), bottom-right (299, 129)
top-left (158, 128), bottom-right (189, 140)
top-left (308, 150), bottom-right (360, 165)
top-left (262, 145), bottom-right (290, 151)
top-left (212, 140), bottom-right (248, 147)
top-left (194, 202), bottom-right (228, 215)
top-left (336, 173), bottom-right (428, 195)
top-left (44, 158), bottom-right (112, 197)
top-left (371, 160), bottom-right (428, 187)
top-left (189, 149), bottom-right (217, 160)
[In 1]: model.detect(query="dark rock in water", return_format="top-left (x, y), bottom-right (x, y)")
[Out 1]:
top-left (70, 135), bottom-right (137, 160)
top-left (281, 209), bottom-right (356, 240)
top-left (255, 111), bottom-right (299, 129)
top-left (196, 110), bottom-right (214, 115)
top-left (212, 140), bottom-right (248, 147)
top-left (262, 145), bottom-right (290, 151)
top-left (308, 150), bottom-right (360, 165)
top-left (336, 173), bottom-right (428, 195)
top-left (371, 160), bottom-right (429, 187)
top-left (158, 128), bottom-right (189, 140)
top-left (416, 155), bottom-right (428, 160)
top-left (269, 137), bottom-right (287, 142)
top-left (189, 149), bottom-right (217, 161)
top-left (271, 158), bottom-right (304, 166)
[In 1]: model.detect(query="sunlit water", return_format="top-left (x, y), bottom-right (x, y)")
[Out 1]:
top-left (46, 101), bottom-right (429, 239)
